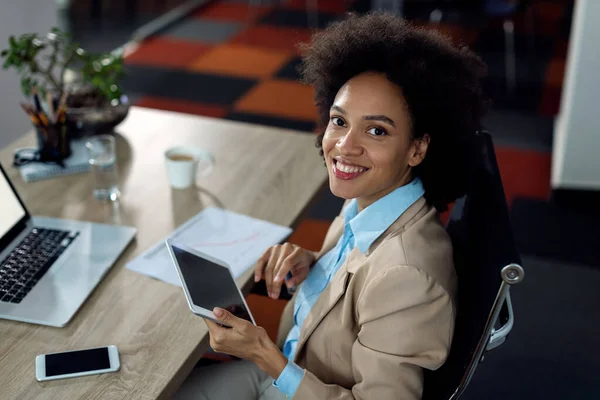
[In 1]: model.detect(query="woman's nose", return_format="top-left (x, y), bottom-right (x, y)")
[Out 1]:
top-left (336, 130), bottom-right (362, 156)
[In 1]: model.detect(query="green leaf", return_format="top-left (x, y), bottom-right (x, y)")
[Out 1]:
top-left (9, 36), bottom-right (16, 47)
top-left (21, 77), bottom-right (31, 97)
top-left (0, 49), bottom-right (7, 57)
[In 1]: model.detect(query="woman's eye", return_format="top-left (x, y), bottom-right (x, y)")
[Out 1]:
top-left (367, 127), bottom-right (388, 136)
top-left (331, 117), bottom-right (345, 127)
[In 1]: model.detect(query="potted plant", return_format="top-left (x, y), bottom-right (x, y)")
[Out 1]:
top-left (1, 27), bottom-right (129, 141)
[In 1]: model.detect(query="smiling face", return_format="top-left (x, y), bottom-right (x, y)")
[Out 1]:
top-left (322, 72), bottom-right (429, 211)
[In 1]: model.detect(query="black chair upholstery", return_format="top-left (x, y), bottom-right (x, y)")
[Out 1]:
top-left (422, 131), bottom-right (523, 400)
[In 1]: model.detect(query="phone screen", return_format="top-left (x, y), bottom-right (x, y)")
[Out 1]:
top-left (45, 347), bottom-right (111, 377)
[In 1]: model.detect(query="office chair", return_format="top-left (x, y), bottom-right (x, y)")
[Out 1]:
top-left (421, 130), bottom-right (524, 400)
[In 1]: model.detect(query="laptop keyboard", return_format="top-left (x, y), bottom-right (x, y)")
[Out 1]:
top-left (0, 228), bottom-right (79, 304)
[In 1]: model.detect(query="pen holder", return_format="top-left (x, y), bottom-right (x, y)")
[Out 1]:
top-left (36, 122), bottom-right (71, 162)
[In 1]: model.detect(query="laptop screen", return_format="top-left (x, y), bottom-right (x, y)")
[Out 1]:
top-left (0, 168), bottom-right (26, 242)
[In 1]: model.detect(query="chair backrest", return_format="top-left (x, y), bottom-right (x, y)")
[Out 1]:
top-left (422, 131), bottom-right (522, 400)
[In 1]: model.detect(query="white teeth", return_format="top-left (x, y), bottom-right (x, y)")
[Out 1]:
top-left (336, 161), bottom-right (366, 174)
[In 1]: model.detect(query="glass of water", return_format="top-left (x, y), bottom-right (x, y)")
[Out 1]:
top-left (85, 134), bottom-right (120, 201)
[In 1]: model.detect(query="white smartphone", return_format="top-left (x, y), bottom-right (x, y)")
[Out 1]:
top-left (165, 240), bottom-right (256, 327)
top-left (35, 345), bottom-right (120, 382)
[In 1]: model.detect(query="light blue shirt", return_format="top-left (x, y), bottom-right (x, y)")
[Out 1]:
top-left (273, 178), bottom-right (425, 398)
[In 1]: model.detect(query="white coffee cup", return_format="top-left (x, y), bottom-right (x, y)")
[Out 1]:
top-left (164, 146), bottom-right (215, 189)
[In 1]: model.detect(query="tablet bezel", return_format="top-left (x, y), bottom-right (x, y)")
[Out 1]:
top-left (165, 239), bottom-right (256, 327)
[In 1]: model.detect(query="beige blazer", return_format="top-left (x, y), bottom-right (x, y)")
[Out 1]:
top-left (276, 196), bottom-right (457, 399)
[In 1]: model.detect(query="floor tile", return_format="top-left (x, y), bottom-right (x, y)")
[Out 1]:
top-left (510, 198), bottom-right (600, 266)
top-left (537, 86), bottom-right (562, 117)
top-left (483, 109), bottom-right (554, 153)
top-left (533, 1), bottom-right (566, 24)
top-left (463, 255), bottom-right (600, 399)
top-left (474, 29), bottom-right (555, 61)
top-left (189, 44), bottom-right (292, 78)
top-left (275, 56), bottom-right (303, 81)
top-left (193, 1), bottom-right (272, 22)
top-left (259, 8), bottom-right (339, 29)
top-left (307, 186), bottom-right (345, 221)
top-left (135, 95), bottom-right (229, 118)
top-left (284, 0), bottom-right (349, 15)
top-left (225, 111), bottom-right (316, 132)
top-left (287, 218), bottom-right (333, 251)
top-left (233, 79), bottom-right (317, 121)
top-left (162, 18), bottom-right (243, 43)
top-left (245, 294), bottom-right (288, 342)
top-left (412, 22), bottom-right (478, 46)
top-left (122, 65), bottom-right (257, 105)
top-left (483, 77), bottom-right (542, 115)
top-left (544, 56), bottom-right (566, 89)
top-left (124, 37), bottom-right (211, 68)
top-left (229, 25), bottom-right (313, 53)
top-left (494, 146), bottom-right (552, 204)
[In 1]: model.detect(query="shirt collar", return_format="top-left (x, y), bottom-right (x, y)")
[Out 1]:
top-left (343, 177), bottom-right (425, 254)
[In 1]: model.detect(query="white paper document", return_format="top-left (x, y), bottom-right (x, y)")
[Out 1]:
top-left (126, 207), bottom-right (293, 286)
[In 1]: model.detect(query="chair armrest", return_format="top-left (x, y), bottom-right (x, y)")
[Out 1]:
top-left (487, 291), bottom-right (514, 350)
top-left (486, 264), bottom-right (524, 351)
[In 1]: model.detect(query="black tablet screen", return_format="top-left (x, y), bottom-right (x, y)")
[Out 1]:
top-left (171, 244), bottom-right (252, 323)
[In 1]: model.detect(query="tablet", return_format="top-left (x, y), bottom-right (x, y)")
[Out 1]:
top-left (165, 240), bottom-right (256, 327)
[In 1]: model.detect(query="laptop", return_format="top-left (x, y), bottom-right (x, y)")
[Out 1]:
top-left (0, 162), bottom-right (136, 327)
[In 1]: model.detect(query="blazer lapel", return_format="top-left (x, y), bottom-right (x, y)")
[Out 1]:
top-left (293, 248), bottom-right (362, 361)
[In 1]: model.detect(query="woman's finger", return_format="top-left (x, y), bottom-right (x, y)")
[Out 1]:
top-left (254, 247), bottom-right (272, 282)
top-left (270, 244), bottom-right (295, 298)
top-left (274, 247), bottom-right (301, 282)
top-left (271, 250), bottom-right (298, 298)
top-left (264, 246), bottom-right (280, 298)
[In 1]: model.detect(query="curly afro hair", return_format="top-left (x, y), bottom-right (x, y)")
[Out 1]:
top-left (300, 12), bottom-right (489, 212)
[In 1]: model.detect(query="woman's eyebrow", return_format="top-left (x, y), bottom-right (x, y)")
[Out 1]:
top-left (331, 106), bottom-right (396, 127)
top-left (331, 105), bottom-right (346, 114)
top-left (364, 115), bottom-right (396, 127)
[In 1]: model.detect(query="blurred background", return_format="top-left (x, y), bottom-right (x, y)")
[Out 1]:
top-left (1, 0), bottom-right (598, 399)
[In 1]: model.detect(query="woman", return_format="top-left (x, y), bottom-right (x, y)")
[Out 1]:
top-left (175, 12), bottom-right (487, 400)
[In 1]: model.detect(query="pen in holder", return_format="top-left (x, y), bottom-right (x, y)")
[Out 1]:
top-left (36, 121), bottom-right (71, 163)
top-left (15, 90), bottom-right (71, 167)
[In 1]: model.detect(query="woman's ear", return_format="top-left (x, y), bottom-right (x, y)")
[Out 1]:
top-left (408, 134), bottom-right (430, 167)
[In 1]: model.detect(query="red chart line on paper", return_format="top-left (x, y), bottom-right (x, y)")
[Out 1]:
top-left (193, 231), bottom-right (262, 248)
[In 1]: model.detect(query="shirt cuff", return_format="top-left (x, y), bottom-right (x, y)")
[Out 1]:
top-left (273, 359), bottom-right (304, 398)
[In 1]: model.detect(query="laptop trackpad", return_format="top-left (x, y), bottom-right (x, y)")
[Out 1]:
top-left (43, 252), bottom-right (115, 303)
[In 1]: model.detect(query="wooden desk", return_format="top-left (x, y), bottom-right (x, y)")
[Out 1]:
top-left (0, 107), bottom-right (328, 399)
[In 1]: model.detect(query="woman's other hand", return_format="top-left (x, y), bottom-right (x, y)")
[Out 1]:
top-left (254, 243), bottom-right (316, 299)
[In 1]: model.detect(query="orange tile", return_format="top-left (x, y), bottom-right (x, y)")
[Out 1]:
top-left (229, 25), bottom-right (313, 54)
top-left (124, 37), bottom-right (211, 69)
top-left (234, 79), bottom-right (317, 121)
top-left (245, 294), bottom-right (288, 342)
top-left (193, 2), bottom-right (272, 22)
top-left (288, 218), bottom-right (333, 251)
top-left (135, 96), bottom-right (229, 118)
top-left (189, 44), bottom-right (292, 79)
top-left (545, 57), bottom-right (566, 89)
top-left (439, 203), bottom-right (454, 226)
top-left (495, 147), bottom-right (551, 205)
